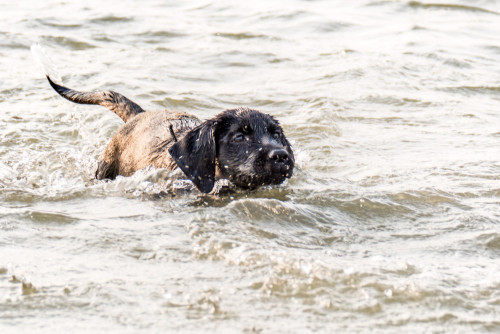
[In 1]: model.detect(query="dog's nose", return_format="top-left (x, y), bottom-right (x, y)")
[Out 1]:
top-left (268, 148), bottom-right (289, 163)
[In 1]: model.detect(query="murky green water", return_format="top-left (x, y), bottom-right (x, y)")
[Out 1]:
top-left (1, 0), bottom-right (499, 332)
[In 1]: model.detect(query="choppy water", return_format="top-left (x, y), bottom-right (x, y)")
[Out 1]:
top-left (1, 0), bottom-right (499, 332)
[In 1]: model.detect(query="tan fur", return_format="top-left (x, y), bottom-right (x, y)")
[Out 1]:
top-left (98, 110), bottom-right (201, 177)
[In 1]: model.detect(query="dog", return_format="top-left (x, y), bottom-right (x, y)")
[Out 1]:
top-left (46, 76), bottom-right (294, 193)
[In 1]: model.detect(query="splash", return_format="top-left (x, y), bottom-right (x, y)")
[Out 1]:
top-left (30, 43), bottom-right (62, 84)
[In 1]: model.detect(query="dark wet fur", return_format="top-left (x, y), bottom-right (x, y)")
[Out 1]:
top-left (47, 76), bottom-right (294, 193)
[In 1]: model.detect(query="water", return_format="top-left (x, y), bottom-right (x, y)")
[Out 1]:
top-left (1, 0), bottom-right (499, 332)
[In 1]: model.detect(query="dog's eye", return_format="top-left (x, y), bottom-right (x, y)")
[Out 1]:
top-left (272, 131), bottom-right (281, 140)
top-left (233, 133), bottom-right (245, 143)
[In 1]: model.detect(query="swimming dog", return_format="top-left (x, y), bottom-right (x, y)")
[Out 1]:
top-left (47, 76), bottom-right (294, 193)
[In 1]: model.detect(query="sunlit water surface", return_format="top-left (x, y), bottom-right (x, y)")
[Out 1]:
top-left (1, 0), bottom-right (499, 333)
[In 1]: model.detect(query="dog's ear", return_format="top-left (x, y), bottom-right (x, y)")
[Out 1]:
top-left (168, 121), bottom-right (217, 193)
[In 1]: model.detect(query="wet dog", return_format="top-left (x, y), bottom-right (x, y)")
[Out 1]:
top-left (47, 76), bottom-right (294, 193)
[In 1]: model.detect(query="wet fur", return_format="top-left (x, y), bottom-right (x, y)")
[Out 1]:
top-left (47, 76), bottom-right (294, 193)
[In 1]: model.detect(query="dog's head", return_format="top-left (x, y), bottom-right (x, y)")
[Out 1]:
top-left (168, 108), bottom-right (294, 193)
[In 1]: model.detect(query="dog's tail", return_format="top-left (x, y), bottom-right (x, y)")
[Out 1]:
top-left (46, 75), bottom-right (145, 123)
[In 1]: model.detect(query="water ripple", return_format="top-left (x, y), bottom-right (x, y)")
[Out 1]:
top-left (1, 0), bottom-right (499, 332)
top-left (408, 1), bottom-right (499, 15)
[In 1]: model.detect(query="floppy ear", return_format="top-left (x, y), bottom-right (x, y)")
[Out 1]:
top-left (168, 121), bottom-right (217, 193)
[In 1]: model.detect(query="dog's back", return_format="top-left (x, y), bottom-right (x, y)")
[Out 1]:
top-left (46, 75), bottom-right (202, 179)
top-left (96, 110), bottom-right (201, 179)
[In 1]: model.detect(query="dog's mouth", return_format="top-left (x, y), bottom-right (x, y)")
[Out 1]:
top-left (218, 146), bottom-right (294, 189)
top-left (237, 159), bottom-right (294, 189)
top-left (266, 147), bottom-right (294, 182)
top-left (269, 160), bottom-right (293, 181)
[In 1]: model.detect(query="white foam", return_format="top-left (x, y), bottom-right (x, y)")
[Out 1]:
top-left (30, 43), bottom-right (62, 84)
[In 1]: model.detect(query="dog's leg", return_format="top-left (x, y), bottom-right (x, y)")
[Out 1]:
top-left (95, 159), bottom-right (118, 180)
top-left (47, 75), bottom-right (145, 123)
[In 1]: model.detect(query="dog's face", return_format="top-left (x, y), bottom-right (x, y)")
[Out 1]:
top-left (169, 108), bottom-right (294, 193)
